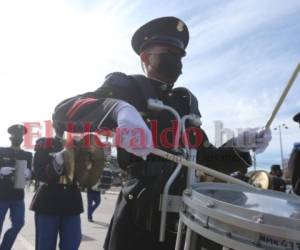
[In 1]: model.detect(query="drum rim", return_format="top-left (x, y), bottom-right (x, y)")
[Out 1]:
top-left (180, 212), bottom-right (264, 250)
top-left (183, 183), bottom-right (300, 241)
top-left (191, 182), bottom-right (300, 202)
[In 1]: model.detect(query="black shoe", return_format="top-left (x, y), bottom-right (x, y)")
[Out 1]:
top-left (88, 218), bottom-right (94, 222)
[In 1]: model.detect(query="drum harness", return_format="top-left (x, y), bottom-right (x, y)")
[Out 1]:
top-left (150, 62), bottom-right (300, 244)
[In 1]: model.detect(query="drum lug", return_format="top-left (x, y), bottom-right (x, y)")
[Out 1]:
top-left (225, 231), bottom-right (232, 238)
top-left (203, 216), bottom-right (210, 229)
top-left (184, 189), bottom-right (192, 196)
top-left (206, 201), bottom-right (215, 208)
top-left (203, 217), bottom-right (209, 229)
top-left (128, 194), bottom-right (134, 200)
top-left (253, 214), bottom-right (264, 224)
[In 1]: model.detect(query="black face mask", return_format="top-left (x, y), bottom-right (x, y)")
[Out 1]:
top-left (155, 53), bottom-right (182, 83)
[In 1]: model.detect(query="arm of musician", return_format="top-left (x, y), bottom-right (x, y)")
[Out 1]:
top-left (33, 137), bottom-right (65, 184)
top-left (197, 133), bottom-right (252, 175)
top-left (33, 150), bottom-right (63, 184)
top-left (288, 146), bottom-right (300, 194)
top-left (52, 72), bottom-right (140, 135)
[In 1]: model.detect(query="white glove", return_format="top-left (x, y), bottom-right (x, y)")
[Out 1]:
top-left (254, 128), bottom-right (272, 154)
top-left (25, 168), bottom-right (31, 179)
top-left (234, 127), bottom-right (272, 154)
top-left (0, 166), bottom-right (15, 176)
top-left (114, 101), bottom-right (153, 158)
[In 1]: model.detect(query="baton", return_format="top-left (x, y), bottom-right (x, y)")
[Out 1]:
top-left (151, 148), bottom-right (256, 189)
top-left (265, 63), bottom-right (300, 129)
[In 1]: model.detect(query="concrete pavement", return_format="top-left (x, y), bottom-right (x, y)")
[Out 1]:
top-left (1, 187), bottom-right (120, 250)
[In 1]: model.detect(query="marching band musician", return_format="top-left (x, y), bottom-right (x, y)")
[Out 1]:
top-left (269, 164), bottom-right (286, 192)
top-left (294, 112), bottom-right (300, 128)
top-left (0, 124), bottom-right (32, 250)
top-left (30, 136), bottom-right (83, 250)
top-left (52, 16), bottom-right (272, 250)
top-left (288, 112), bottom-right (300, 194)
top-left (87, 180), bottom-right (101, 222)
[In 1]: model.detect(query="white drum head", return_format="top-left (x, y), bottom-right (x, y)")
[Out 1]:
top-left (192, 183), bottom-right (300, 220)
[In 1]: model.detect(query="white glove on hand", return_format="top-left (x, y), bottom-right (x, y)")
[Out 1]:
top-left (114, 101), bottom-right (153, 158)
top-left (24, 168), bottom-right (31, 179)
top-left (234, 127), bottom-right (272, 154)
top-left (254, 128), bottom-right (272, 153)
top-left (0, 167), bottom-right (15, 176)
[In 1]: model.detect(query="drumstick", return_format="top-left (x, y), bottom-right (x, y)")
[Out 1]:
top-left (151, 148), bottom-right (256, 189)
top-left (265, 63), bottom-right (300, 129)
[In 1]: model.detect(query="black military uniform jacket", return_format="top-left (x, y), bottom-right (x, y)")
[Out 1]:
top-left (0, 147), bottom-right (32, 201)
top-left (289, 145), bottom-right (300, 194)
top-left (53, 73), bottom-right (251, 250)
top-left (30, 137), bottom-right (83, 216)
top-left (53, 72), bottom-right (251, 172)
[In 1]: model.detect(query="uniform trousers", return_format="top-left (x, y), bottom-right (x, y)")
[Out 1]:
top-left (35, 213), bottom-right (81, 250)
top-left (87, 190), bottom-right (101, 221)
top-left (0, 199), bottom-right (25, 250)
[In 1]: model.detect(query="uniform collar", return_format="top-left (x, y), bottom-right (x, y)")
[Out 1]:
top-left (147, 76), bottom-right (173, 94)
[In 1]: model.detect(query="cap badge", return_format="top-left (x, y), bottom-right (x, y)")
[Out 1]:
top-left (176, 21), bottom-right (184, 32)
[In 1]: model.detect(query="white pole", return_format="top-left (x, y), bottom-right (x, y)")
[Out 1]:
top-left (278, 125), bottom-right (284, 168)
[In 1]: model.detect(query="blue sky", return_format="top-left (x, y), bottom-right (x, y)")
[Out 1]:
top-left (0, 0), bottom-right (299, 170)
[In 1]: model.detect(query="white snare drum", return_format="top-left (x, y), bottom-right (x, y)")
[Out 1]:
top-left (176, 183), bottom-right (300, 250)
